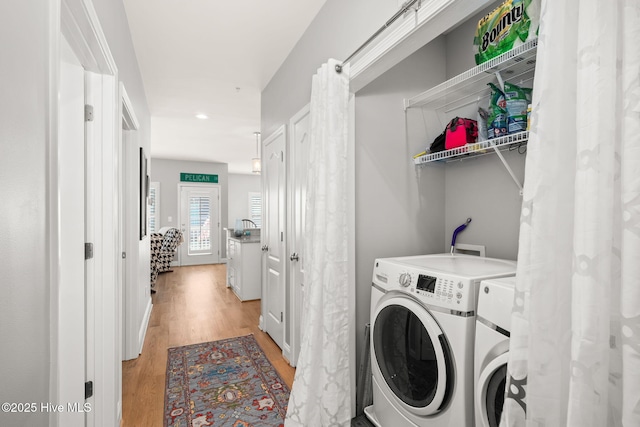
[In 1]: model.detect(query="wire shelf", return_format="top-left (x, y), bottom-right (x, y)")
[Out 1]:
top-left (414, 131), bottom-right (529, 165)
top-left (405, 39), bottom-right (538, 111)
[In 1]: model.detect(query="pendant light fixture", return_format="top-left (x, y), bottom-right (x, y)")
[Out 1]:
top-left (251, 131), bottom-right (261, 174)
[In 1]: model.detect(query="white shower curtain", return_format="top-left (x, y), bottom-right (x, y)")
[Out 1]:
top-left (285, 59), bottom-right (352, 427)
top-left (502, 0), bottom-right (640, 426)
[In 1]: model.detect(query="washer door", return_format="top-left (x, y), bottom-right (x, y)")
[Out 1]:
top-left (476, 352), bottom-right (509, 427)
top-left (372, 294), bottom-right (453, 416)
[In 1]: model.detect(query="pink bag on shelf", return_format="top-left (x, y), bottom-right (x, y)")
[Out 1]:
top-left (445, 117), bottom-right (478, 150)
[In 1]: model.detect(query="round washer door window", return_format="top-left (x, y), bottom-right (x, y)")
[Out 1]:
top-left (485, 364), bottom-right (507, 427)
top-left (372, 296), bottom-right (453, 415)
top-left (476, 352), bottom-right (510, 427)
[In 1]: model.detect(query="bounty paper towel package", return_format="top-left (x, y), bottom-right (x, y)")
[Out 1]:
top-left (474, 0), bottom-right (540, 65)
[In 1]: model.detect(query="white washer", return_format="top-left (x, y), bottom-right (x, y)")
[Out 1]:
top-left (474, 276), bottom-right (521, 427)
top-left (364, 254), bottom-right (517, 427)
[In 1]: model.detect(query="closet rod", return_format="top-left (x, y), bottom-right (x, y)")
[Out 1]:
top-left (335, 0), bottom-right (422, 73)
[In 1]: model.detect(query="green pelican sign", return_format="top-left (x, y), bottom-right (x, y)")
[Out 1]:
top-left (180, 173), bottom-right (218, 183)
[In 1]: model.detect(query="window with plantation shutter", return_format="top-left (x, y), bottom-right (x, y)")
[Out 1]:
top-left (189, 195), bottom-right (211, 253)
top-left (248, 192), bottom-right (262, 228)
top-left (148, 182), bottom-right (160, 233)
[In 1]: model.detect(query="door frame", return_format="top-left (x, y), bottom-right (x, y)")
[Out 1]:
top-left (52, 0), bottom-right (120, 426)
top-left (176, 183), bottom-right (222, 266)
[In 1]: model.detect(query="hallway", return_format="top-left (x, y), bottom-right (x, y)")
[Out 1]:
top-left (121, 264), bottom-right (295, 426)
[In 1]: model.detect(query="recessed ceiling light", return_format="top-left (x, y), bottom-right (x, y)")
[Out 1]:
top-left (195, 114), bottom-right (208, 120)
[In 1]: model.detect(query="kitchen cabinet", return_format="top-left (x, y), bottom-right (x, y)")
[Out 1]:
top-left (227, 237), bottom-right (261, 301)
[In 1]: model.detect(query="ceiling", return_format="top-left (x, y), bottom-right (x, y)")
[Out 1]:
top-left (123, 0), bottom-right (327, 174)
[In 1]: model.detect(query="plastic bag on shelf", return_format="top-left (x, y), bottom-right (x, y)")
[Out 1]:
top-left (504, 81), bottom-right (531, 133)
top-left (487, 83), bottom-right (508, 139)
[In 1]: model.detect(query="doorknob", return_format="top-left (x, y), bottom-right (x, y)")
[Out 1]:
top-left (290, 253), bottom-right (299, 261)
top-left (262, 245), bottom-right (269, 252)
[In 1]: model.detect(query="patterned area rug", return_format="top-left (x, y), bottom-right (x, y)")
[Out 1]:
top-left (165, 334), bottom-right (290, 427)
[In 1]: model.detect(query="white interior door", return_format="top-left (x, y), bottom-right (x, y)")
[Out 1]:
top-left (262, 126), bottom-right (287, 350)
top-left (179, 184), bottom-right (221, 266)
top-left (287, 104), bottom-right (310, 366)
top-left (59, 34), bottom-right (87, 427)
top-left (120, 84), bottom-right (147, 362)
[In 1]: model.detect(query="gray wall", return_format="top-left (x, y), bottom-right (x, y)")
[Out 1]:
top-left (0, 0), bottom-right (150, 425)
top-left (228, 174), bottom-right (261, 229)
top-left (262, 0), bottom-right (524, 374)
top-left (151, 159), bottom-right (229, 258)
top-left (262, 0), bottom-right (399, 138)
top-left (261, 0), bottom-right (407, 372)
top-left (355, 40), bottom-right (448, 352)
top-left (442, 3), bottom-right (524, 260)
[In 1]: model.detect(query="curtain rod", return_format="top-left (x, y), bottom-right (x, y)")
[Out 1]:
top-left (335, 0), bottom-right (422, 73)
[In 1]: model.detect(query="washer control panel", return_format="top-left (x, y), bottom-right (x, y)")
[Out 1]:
top-left (373, 262), bottom-right (475, 311)
top-left (373, 255), bottom-right (517, 312)
top-left (398, 272), bottom-right (412, 287)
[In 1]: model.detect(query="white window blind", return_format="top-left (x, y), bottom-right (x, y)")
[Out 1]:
top-left (189, 196), bottom-right (211, 252)
top-left (248, 192), bottom-right (262, 228)
top-left (148, 182), bottom-right (160, 233)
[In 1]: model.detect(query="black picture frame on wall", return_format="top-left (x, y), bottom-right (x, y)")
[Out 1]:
top-left (140, 147), bottom-right (148, 240)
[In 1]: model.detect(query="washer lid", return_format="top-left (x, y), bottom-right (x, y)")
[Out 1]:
top-left (387, 254), bottom-right (516, 279)
top-left (478, 277), bottom-right (517, 329)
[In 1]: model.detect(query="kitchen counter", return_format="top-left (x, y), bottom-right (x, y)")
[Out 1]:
top-left (225, 227), bottom-right (261, 244)
top-left (228, 235), bottom-right (261, 243)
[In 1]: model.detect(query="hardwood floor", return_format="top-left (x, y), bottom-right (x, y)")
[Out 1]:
top-left (121, 264), bottom-right (295, 427)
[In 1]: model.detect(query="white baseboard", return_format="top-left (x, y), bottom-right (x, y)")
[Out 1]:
top-left (282, 343), bottom-right (295, 367)
top-left (138, 299), bottom-right (153, 355)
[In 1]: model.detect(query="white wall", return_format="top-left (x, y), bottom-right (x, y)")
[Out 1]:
top-left (91, 0), bottom-right (153, 357)
top-left (0, 1), bottom-right (50, 425)
top-left (151, 158), bottom-right (229, 257)
top-left (228, 174), bottom-right (261, 228)
top-left (0, 1), bottom-right (150, 425)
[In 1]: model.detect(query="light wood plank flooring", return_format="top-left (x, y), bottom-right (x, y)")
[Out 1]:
top-left (121, 264), bottom-right (295, 427)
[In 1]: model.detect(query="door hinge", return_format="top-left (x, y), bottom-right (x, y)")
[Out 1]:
top-left (85, 381), bottom-right (93, 399)
top-left (280, 312), bottom-right (283, 322)
top-left (281, 232), bottom-right (283, 242)
top-left (84, 104), bottom-right (94, 122)
top-left (122, 251), bottom-right (126, 259)
top-left (85, 243), bottom-right (94, 260)
top-left (281, 151), bottom-right (284, 162)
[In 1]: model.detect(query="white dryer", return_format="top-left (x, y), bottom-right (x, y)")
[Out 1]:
top-left (364, 254), bottom-right (517, 427)
top-left (474, 276), bottom-right (522, 427)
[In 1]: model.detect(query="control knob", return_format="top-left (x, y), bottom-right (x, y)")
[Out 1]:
top-left (398, 273), bottom-right (412, 288)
